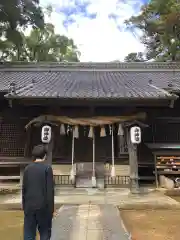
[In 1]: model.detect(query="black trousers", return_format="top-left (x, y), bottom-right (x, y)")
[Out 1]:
top-left (24, 208), bottom-right (52, 240)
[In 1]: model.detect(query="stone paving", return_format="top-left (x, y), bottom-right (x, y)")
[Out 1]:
top-left (51, 204), bottom-right (130, 240)
top-left (1, 188), bottom-right (180, 240)
top-left (3, 188), bottom-right (180, 207)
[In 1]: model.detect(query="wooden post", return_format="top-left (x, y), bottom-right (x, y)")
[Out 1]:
top-left (46, 130), bottom-right (54, 165)
top-left (24, 127), bottom-right (32, 157)
top-left (70, 126), bottom-right (75, 182)
top-left (111, 125), bottom-right (115, 177)
top-left (127, 128), bottom-right (140, 194)
top-left (154, 154), bottom-right (159, 188)
top-left (92, 127), bottom-right (96, 187)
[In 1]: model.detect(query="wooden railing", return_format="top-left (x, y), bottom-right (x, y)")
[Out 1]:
top-left (53, 175), bottom-right (130, 188)
top-left (53, 175), bottom-right (75, 186)
top-left (104, 175), bottom-right (130, 187)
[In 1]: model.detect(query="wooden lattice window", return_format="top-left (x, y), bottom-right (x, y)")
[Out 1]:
top-left (0, 119), bottom-right (26, 157)
top-left (151, 121), bottom-right (180, 143)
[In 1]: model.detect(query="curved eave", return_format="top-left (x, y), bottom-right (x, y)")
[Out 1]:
top-left (5, 91), bottom-right (179, 101)
top-left (5, 94), bottom-right (178, 108)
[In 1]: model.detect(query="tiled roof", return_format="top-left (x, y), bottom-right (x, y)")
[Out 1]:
top-left (0, 71), bottom-right (44, 92)
top-left (0, 62), bottom-right (179, 100)
top-left (1, 61), bottom-right (180, 69)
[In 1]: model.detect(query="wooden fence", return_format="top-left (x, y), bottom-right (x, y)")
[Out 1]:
top-left (104, 175), bottom-right (130, 187)
top-left (54, 175), bottom-right (130, 188)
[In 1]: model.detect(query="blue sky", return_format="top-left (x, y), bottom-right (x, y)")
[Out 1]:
top-left (40, 0), bottom-right (148, 62)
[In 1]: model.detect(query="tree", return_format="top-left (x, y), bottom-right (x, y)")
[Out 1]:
top-left (0, 4), bottom-right (80, 62)
top-left (0, 0), bottom-right (44, 47)
top-left (0, 23), bottom-right (80, 62)
top-left (124, 52), bottom-right (145, 62)
top-left (23, 23), bottom-right (80, 62)
top-left (125, 0), bottom-right (180, 61)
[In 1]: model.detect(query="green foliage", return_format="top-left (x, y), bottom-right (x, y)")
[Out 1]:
top-left (0, 4), bottom-right (80, 62)
top-left (125, 0), bottom-right (180, 61)
top-left (23, 23), bottom-right (80, 62)
top-left (0, 0), bottom-right (44, 47)
top-left (124, 52), bottom-right (145, 62)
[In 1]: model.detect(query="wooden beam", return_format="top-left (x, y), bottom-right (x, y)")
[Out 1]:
top-left (11, 98), bottom-right (172, 107)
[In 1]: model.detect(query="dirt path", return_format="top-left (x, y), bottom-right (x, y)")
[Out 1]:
top-left (121, 209), bottom-right (180, 240)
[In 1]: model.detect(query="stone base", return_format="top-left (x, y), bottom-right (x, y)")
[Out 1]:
top-left (129, 188), bottom-right (140, 194)
top-left (20, 168), bottom-right (24, 186)
top-left (159, 175), bottom-right (174, 189)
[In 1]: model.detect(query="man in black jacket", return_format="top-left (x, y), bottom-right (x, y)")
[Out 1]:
top-left (22, 144), bottom-right (54, 240)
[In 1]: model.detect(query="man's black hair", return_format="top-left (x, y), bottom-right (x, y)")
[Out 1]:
top-left (32, 144), bottom-right (47, 160)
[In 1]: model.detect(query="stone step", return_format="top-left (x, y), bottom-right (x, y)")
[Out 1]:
top-left (55, 188), bottom-right (107, 196)
top-left (75, 177), bottom-right (105, 188)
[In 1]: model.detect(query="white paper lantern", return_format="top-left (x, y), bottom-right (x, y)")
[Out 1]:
top-left (41, 125), bottom-right (52, 143)
top-left (130, 126), bottom-right (141, 144)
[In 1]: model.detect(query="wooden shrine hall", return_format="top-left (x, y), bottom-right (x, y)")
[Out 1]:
top-left (0, 62), bottom-right (180, 191)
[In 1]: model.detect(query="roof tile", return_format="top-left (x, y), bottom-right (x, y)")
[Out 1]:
top-left (0, 62), bottom-right (179, 100)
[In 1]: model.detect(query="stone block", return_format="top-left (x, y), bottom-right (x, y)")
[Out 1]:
top-left (164, 176), bottom-right (175, 189)
top-left (159, 175), bottom-right (166, 187)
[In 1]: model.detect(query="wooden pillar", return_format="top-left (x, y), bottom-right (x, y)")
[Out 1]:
top-left (24, 127), bottom-right (32, 157)
top-left (46, 130), bottom-right (54, 165)
top-left (127, 128), bottom-right (140, 194)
